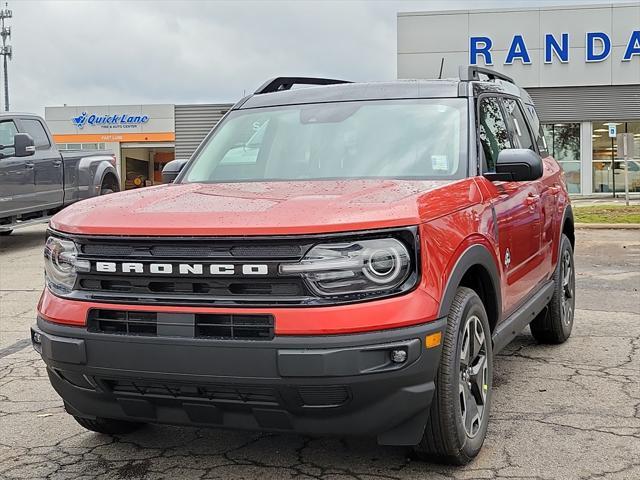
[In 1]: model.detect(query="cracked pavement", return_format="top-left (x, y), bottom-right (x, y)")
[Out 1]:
top-left (1, 225), bottom-right (639, 480)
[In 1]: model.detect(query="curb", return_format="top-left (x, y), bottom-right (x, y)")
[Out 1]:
top-left (576, 223), bottom-right (640, 230)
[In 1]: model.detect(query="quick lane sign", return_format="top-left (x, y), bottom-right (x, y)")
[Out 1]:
top-left (72, 112), bottom-right (150, 130)
top-left (470, 30), bottom-right (640, 65)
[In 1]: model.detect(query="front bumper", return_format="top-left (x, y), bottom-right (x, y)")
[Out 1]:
top-left (32, 316), bottom-right (445, 446)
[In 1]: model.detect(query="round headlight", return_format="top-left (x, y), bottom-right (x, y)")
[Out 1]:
top-left (363, 247), bottom-right (403, 284)
top-left (280, 237), bottom-right (412, 296)
top-left (44, 236), bottom-right (86, 294)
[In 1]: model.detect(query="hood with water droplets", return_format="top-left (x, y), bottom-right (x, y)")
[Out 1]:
top-left (51, 179), bottom-right (462, 236)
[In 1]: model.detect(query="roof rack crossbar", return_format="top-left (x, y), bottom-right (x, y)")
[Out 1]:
top-left (254, 77), bottom-right (352, 95)
top-left (459, 66), bottom-right (514, 85)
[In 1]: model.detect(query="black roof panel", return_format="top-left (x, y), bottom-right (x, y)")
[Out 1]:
top-left (239, 80), bottom-right (463, 109)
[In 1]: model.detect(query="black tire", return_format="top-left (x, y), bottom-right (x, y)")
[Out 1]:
top-left (100, 175), bottom-right (120, 196)
top-left (530, 234), bottom-right (575, 344)
top-left (0, 230), bottom-right (12, 236)
top-left (73, 416), bottom-right (144, 435)
top-left (414, 287), bottom-right (493, 465)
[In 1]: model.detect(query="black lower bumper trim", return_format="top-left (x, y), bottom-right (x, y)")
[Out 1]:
top-left (33, 316), bottom-right (445, 446)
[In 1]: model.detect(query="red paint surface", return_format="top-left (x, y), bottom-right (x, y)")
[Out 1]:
top-left (41, 163), bottom-right (570, 334)
top-left (50, 180), bottom-right (455, 236)
top-left (39, 287), bottom-right (440, 335)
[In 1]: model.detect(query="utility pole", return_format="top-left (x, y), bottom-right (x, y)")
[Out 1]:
top-left (0, 3), bottom-right (12, 112)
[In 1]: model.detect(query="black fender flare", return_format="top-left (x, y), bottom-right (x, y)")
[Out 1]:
top-left (437, 244), bottom-right (502, 325)
top-left (562, 204), bottom-right (574, 237)
top-left (557, 204), bottom-right (575, 260)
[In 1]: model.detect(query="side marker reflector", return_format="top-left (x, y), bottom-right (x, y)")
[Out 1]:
top-left (425, 332), bottom-right (442, 349)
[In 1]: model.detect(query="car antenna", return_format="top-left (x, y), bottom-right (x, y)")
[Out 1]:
top-left (438, 57), bottom-right (445, 79)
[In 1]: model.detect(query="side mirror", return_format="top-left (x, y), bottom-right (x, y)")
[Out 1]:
top-left (162, 159), bottom-right (188, 184)
top-left (13, 133), bottom-right (36, 157)
top-left (494, 149), bottom-right (543, 182)
top-left (0, 132), bottom-right (35, 158)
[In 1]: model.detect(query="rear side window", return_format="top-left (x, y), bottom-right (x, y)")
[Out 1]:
top-left (0, 120), bottom-right (17, 156)
top-left (20, 119), bottom-right (51, 149)
top-left (478, 97), bottom-right (511, 172)
top-left (524, 104), bottom-right (549, 156)
top-left (503, 98), bottom-right (535, 151)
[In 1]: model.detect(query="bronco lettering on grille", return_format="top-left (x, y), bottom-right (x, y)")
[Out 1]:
top-left (95, 262), bottom-right (269, 276)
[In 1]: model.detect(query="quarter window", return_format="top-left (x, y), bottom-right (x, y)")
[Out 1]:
top-left (524, 104), bottom-right (549, 156)
top-left (478, 97), bottom-right (511, 172)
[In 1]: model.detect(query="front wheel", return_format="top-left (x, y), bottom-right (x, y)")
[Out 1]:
top-left (530, 234), bottom-right (575, 344)
top-left (100, 175), bottom-right (120, 196)
top-left (414, 287), bottom-right (493, 465)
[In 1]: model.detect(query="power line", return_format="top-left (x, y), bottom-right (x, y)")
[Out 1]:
top-left (0, 3), bottom-right (12, 112)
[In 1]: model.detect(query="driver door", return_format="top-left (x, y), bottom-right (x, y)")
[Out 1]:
top-left (0, 119), bottom-right (35, 216)
top-left (477, 96), bottom-right (543, 317)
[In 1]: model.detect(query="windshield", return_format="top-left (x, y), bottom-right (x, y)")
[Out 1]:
top-left (182, 99), bottom-right (467, 183)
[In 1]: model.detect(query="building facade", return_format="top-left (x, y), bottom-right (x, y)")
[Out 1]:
top-left (398, 2), bottom-right (640, 196)
top-left (45, 103), bottom-right (231, 190)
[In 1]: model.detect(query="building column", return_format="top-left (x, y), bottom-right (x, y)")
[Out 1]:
top-left (580, 121), bottom-right (592, 196)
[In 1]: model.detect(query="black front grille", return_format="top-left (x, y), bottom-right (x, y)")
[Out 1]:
top-left (88, 310), bottom-right (156, 336)
top-left (105, 379), bottom-right (279, 405)
top-left (78, 277), bottom-right (305, 297)
top-left (62, 227), bottom-right (419, 307)
top-left (87, 309), bottom-right (275, 340)
top-left (195, 313), bottom-right (274, 339)
top-left (74, 237), bottom-right (314, 306)
top-left (81, 242), bottom-right (303, 259)
top-left (296, 385), bottom-right (351, 407)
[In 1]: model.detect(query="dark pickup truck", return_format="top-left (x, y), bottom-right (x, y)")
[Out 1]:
top-left (0, 113), bottom-right (120, 235)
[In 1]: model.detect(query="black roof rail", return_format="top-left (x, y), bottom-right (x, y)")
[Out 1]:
top-left (254, 77), bottom-right (352, 95)
top-left (459, 66), bottom-right (514, 85)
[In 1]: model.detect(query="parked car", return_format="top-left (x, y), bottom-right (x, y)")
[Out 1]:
top-left (32, 68), bottom-right (575, 465)
top-left (0, 113), bottom-right (119, 235)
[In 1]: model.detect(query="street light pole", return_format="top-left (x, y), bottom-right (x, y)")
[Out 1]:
top-left (0, 3), bottom-right (12, 112)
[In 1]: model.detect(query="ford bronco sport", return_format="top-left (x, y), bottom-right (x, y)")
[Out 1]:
top-left (32, 66), bottom-right (575, 465)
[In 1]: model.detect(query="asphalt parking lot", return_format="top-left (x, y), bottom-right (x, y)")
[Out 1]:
top-left (1, 225), bottom-right (639, 480)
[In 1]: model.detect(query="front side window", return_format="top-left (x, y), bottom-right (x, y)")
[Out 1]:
top-left (0, 120), bottom-right (17, 156)
top-left (182, 99), bottom-right (467, 183)
top-left (478, 97), bottom-right (511, 172)
top-left (21, 119), bottom-right (51, 149)
top-left (503, 98), bottom-right (535, 151)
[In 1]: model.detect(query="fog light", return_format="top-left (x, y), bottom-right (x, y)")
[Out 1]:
top-left (390, 349), bottom-right (408, 363)
top-left (31, 330), bottom-right (42, 354)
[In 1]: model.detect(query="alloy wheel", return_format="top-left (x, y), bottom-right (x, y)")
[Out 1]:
top-left (459, 315), bottom-right (489, 438)
top-left (561, 249), bottom-right (575, 327)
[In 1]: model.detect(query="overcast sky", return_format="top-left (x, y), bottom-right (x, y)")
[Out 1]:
top-left (7, 0), bottom-right (633, 115)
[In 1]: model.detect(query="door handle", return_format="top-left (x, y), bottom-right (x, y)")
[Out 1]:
top-left (548, 186), bottom-right (560, 195)
top-left (52, 160), bottom-right (62, 167)
top-left (25, 162), bottom-right (34, 169)
top-left (525, 194), bottom-right (540, 205)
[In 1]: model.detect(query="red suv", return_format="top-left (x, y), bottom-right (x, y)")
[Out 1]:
top-left (32, 67), bottom-right (575, 465)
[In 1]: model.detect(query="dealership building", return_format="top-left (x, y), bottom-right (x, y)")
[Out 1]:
top-left (398, 2), bottom-right (640, 195)
top-left (44, 3), bottom-right (639, 196)
top-left (45, 104), bottom-right (232, 190)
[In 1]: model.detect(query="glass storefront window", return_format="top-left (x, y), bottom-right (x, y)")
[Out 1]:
top-left (592, 121), bottom-right (640, 194)
top-left (542, 123), bottom-right (581, 194)
top-left (56, 142), bottom-right (106, 151)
